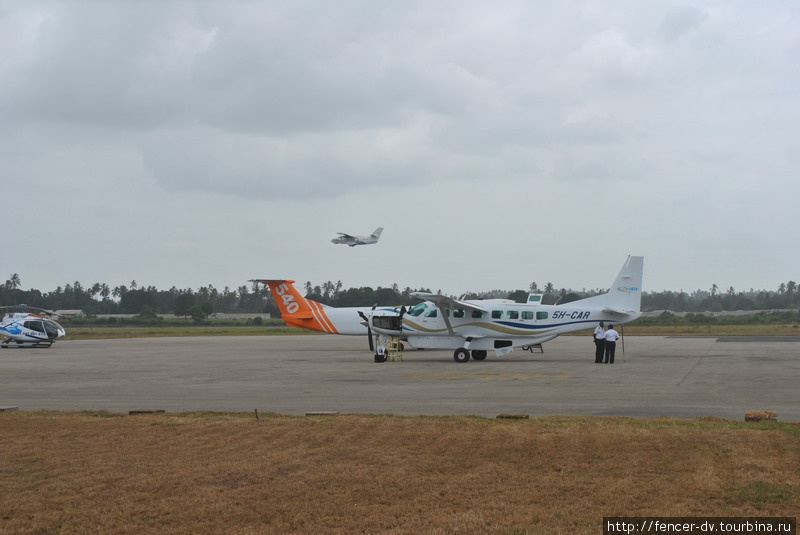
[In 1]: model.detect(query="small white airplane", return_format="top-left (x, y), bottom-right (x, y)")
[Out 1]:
top-left (248, 279), bottom-right (401, 350)
top-left (331, 227), bottom-right (383, 247)
top-left (1, 306), bottom-right (67, 348)
top-left (368, 256), bottom-right (644, 362)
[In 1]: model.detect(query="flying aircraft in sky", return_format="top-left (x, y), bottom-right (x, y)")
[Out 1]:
top-left (249, 279), bottom-right (400, 350)
top-left (1, 306), bottom-right (66, 348)
top-left (331, 227), bottom-right (383, 247)
top-left (368, 256), bottom-right (644, 362)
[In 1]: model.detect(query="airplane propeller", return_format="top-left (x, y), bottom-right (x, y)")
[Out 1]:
top-left (358, 304), bottom-right (407, 354)
top-left (357, 305), bottom-right (378, 352)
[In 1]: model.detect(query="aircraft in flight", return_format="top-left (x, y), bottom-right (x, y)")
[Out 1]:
top-left (249, 279), bottom-right (400, 350)
top-left (1, 306), bottom-right (66, 348)
top-left (368, 256), bottom-right (644, 362)
top-left (331, 227), bottom-right (383, 247)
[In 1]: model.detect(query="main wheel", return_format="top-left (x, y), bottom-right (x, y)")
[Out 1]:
top-left (453, 348), bottom-right (470, 363)
top-left (472, 350), bottom-right (487, 361)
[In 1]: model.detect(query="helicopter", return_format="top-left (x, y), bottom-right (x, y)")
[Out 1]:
top-left (1, 305), bottom-right (66, 348)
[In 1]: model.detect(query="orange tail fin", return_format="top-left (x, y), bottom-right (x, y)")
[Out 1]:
top-left (252, 279), bottom-right (339, 334)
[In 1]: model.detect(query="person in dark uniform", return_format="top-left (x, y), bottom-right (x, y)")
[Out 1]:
top-left (593, 321), bottom-right (605, 363)
top-left (604, 324), bottom-right (620, 364)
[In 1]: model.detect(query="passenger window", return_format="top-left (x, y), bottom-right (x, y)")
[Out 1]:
top-left (453, 309), bottom-right (465, 318)
top-left (506, 311), bottom-right (519, 320)
top-left (536, 311), bottom-right (548, 320)
top-left (491, 310), bottom-right (502, 319)
top-left (522, 311), bottom-right (534, 320)
top-left (471, 310), bottom-right (483, 318)
top-left (425, 309), bottom-right (438, 318)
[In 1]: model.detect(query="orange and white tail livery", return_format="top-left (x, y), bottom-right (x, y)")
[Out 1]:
top-left (250, 279), bottom-right (399, 336)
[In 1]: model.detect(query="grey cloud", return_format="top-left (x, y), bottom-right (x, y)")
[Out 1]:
top-left (140, 125), bottom-right (438, 200)
top-left (2, 1), bottom-right (800, 293)
top-left (659, 6), bottom-right (707, 42)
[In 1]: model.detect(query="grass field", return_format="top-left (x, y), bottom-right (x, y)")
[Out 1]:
top-left (611, 324), bottom-right (800, 336)
top-left (63, 325), bottom-right (314, 340)
top-left (1, 412), bottom-right (798, 535)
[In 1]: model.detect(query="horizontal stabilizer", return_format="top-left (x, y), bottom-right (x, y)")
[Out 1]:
top-left (602, 307), bottom-right (634, 315)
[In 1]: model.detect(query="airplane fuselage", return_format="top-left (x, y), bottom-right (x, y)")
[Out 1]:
top-left (371, 300), bottom-right (640, 352)
top-left (331, 227), bottom-right (383, 247)
top-left (254, 256), bottom-right (642, 362)
top-left (283, 303), bottom-right (399, 335)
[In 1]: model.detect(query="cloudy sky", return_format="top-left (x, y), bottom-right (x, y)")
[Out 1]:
top-left (2, 1), bottom-right (798, 296)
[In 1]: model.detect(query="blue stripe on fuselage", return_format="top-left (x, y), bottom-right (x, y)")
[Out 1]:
top-left (496, 319), bottom-right (600, 330)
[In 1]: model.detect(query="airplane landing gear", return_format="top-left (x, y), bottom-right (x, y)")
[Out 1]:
top-left (471, 350), bottom-right (487, 361)
top-left (453, 348), bottom-right (470, 363)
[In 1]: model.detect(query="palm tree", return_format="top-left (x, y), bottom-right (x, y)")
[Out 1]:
top-left (10, 273), bottom-right (21, 290)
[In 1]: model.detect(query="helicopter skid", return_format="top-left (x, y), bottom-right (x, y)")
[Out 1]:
top-left (1, 338), bottom-right (54, 349)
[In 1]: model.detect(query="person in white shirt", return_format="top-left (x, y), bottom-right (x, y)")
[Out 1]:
top-left (593, 321), bottom-right (605, 363)
top-left (604, 324), bottom-right (620, 364)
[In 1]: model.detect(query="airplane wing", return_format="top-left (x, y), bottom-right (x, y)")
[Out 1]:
top-left (411, 292), bottom-right (489, 313)
top-left (336, 232), bottom-right (356, 239)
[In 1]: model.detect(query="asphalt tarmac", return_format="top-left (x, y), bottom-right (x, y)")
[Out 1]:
top-left (1, 335), bottom-right (798, 420)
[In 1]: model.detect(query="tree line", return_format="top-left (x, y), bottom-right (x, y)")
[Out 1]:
top-left (2, 273), bottom-right (799, 317)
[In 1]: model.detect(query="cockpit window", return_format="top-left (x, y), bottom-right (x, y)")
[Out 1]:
top-left (43, 320), bottom-right (63, 338)
top-left (408, 303), bottom-right (428, 317)
top-left (24, 320), bottom-right (45, 333)
top-left (425, 309), bottom-right (438, 318)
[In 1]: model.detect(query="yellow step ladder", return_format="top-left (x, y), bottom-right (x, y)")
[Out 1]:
top-left (386, 336), bottom-right (403, 361)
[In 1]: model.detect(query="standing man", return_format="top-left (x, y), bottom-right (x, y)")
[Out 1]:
top-left (593, 321), bottom-right (606, 363)
top-left (604, 324), bottom-right (620, 364)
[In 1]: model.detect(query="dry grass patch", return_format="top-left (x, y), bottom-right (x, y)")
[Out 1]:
top-left (1, 413), bottom-right (798, 535)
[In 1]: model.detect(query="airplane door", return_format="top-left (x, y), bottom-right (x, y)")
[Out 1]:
top-left (421, 308), bottom-right (439, 327)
